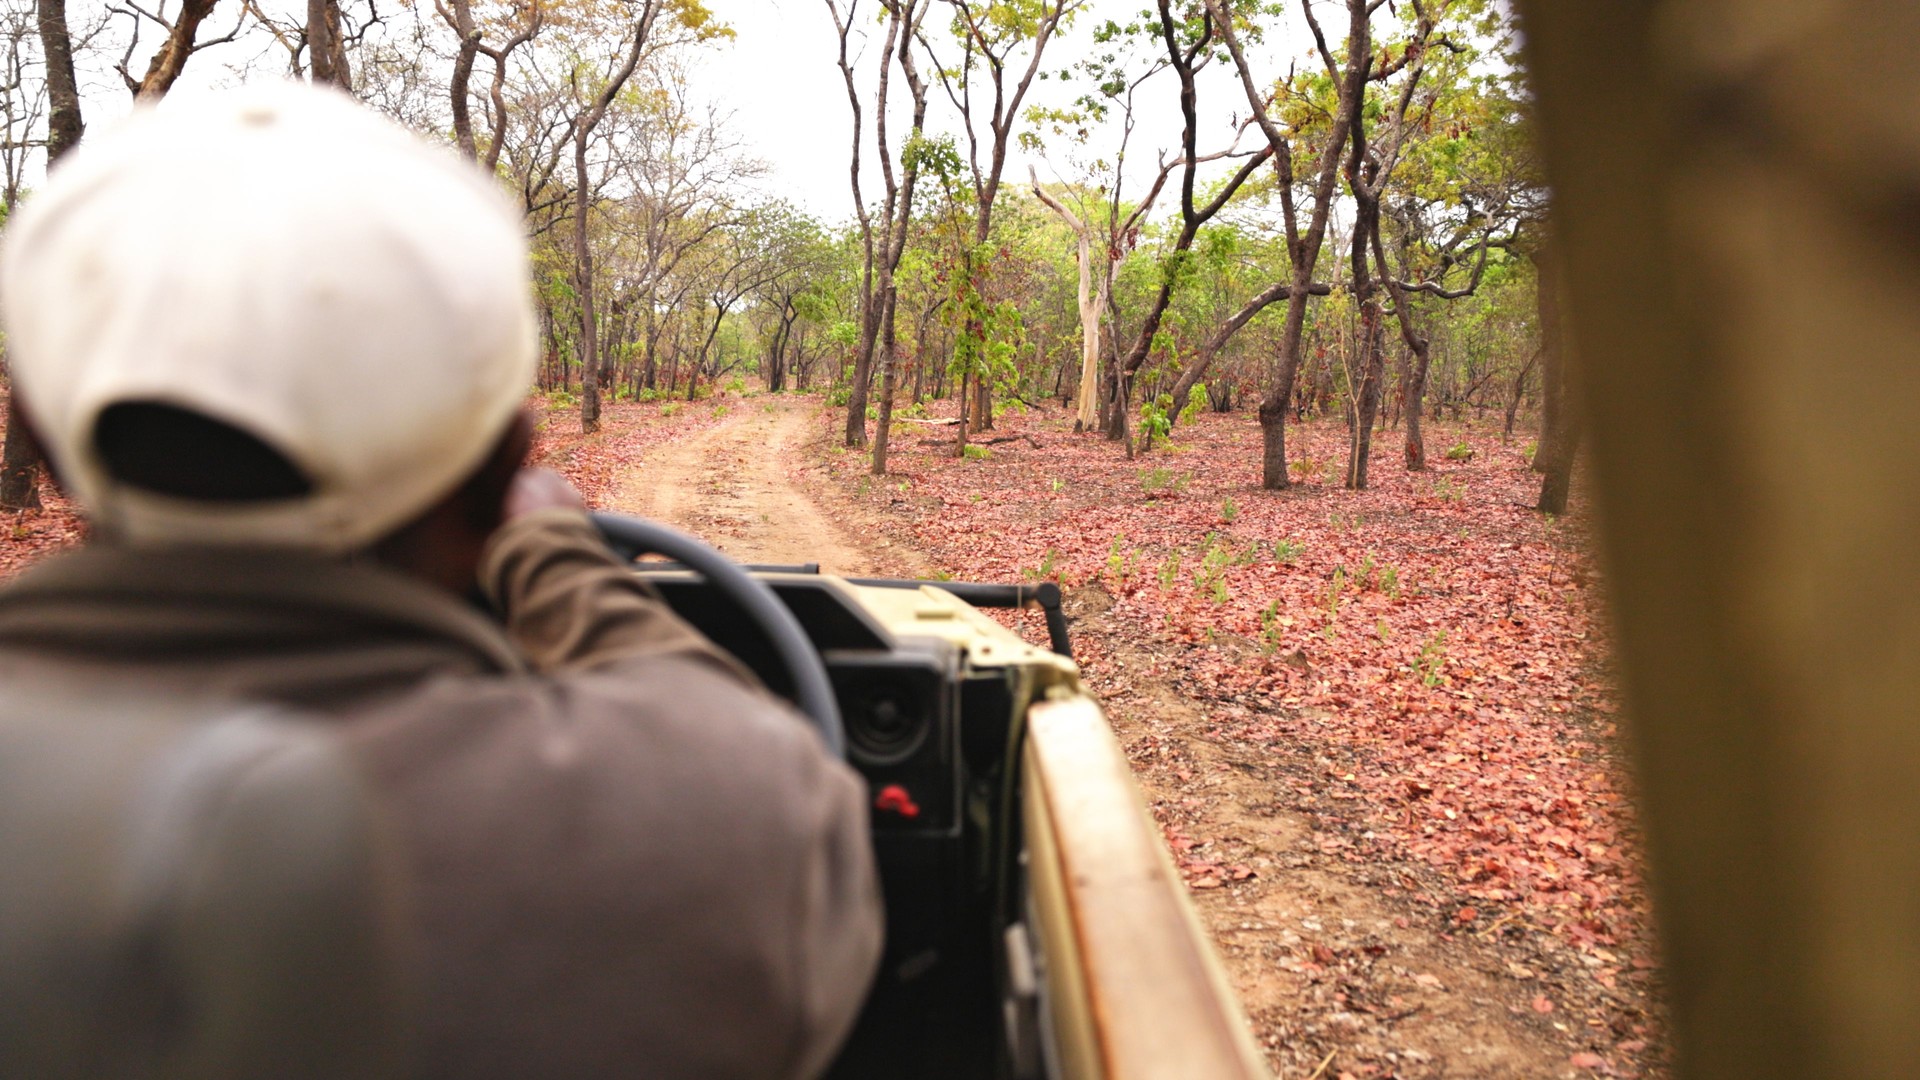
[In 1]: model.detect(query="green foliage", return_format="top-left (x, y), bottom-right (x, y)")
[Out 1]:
top-left (1194, 542), bottom-right (1232, 604)
top-left (1138, 393), bottom-right (1173, 447)
top-left (1323, 566), bottom-right (1348, 639)
top-left (1105, 534), bottom-right (1138, 585)
top-left (827, 386), bottom-right (852, 407)
top-left (1156, 551), bottom-right (1181, 589)
top-left (1220, 496), bottom-right (1239, 524)
top-left (1049, 477), bottom-right (1067, 493)
top-left (660, 401), bottom-right (680, 418)
top-left (1178, 382), bottom-right (1208, 426)
top-left (1416, 630), bottom-right (1451, 687)
top-left (962, 443), bottom-right (992, 461)
top-left (1139, 466), bottom-right (1188, 495)
top-left (1436, 476), bottom-right (1465, 503)
top-left (1444, 440), bottom-right (1475, 461)
top-left (1024, 547), bottom-right (1061, 583)
top-left (1259, 600), bottom-right (1285, 652)
top-left (1273, 538), bottom-right (1304, 563)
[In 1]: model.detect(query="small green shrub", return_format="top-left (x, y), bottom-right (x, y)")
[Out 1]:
top-left (1436, 476), bottom-right (1464, 504)
top-left (1156, 552), bottom-right (1182, 589)
top-left (1049, 478), bottom-right (1067, 493)
top-left (1194, 543), bottom-right (1232, 604)
top-left (1024, 547), bottom-right (1061, 583)
top-left (962, 444), bottom-right (992, 461)
top-left (1139, 393), bottom-right (1173, 446)
top-left (1259, 600), bottom-right (1285, 652)
top-left (1322, 566), bottom-right (1348, 639)
top-left (1178, 383), bottom-right (1207, 426)
top-left (660, 402), bottom-right (680, 418)
top-left (1444, 440), bottom-right (1475, 461)
top-left (1105, 534), bottom-right (1138, 585)
top-left (1139, 467), bottom-right (1188, 494)
top-left (827, 387), bottom-right (852, 407)
top-left (1416, 630), bottom-right (1450, 686)
top-left (1273, 538), bottom-right (1304, 563)
top-left (1221, 496), bottom-right (1239, 523)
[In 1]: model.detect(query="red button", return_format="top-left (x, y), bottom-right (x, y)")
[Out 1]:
top-left (874, 784), bottom-right (921, 819)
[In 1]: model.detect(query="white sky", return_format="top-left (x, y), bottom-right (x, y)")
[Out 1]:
top-left (64, 0), bottom-right (1322, 227)
top-left (693, 0), bottom-right (1308, 223)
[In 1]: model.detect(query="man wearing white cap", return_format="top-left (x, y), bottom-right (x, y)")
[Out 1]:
top-left (0, 83), bottom-right (880, 1077)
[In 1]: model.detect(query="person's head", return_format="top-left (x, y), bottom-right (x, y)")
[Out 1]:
top-left (1, 82), bottom-right (537, 590)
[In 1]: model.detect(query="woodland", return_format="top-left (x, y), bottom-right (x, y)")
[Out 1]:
top-left (0, 0), bottom-right (1570, 517)
top-left (0, 0), bottom-right (1643, 1076)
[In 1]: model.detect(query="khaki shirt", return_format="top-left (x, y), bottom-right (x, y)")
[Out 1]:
top-left (0, 509), bottom-right (882, 1079)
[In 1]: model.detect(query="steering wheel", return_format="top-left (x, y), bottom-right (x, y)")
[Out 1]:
top-left (589, 512), bottom-right (845, 758)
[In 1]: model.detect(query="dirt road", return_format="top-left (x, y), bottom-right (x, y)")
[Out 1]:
top-left (610, 399), bottom-right (918, 577)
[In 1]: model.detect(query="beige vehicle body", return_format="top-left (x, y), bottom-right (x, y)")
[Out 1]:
top-left (790, 578), bottom-right (1270, 1079)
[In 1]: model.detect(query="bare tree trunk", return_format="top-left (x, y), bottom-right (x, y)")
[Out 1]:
top-left (444, 0), bottom-right (480, 157)
top-left (307, 0), bottom-right (351, 90)
top-left (568, 1), bottom-right (658, 434)
top-left (4, 0), bottom-right (86, 511)
top-left (872, 285), bottom-right (898, 475)
top-left (1502, 345), bottom-right (1541, 441)
top-left (1345, 294), bottom-right (1386, 489)
top-left (1532, 239), bottom-right (1570, 475)
top-left (1531, 239), bottom-right (1581, 513)
top-left (826, 0), bottom-right (881, 449)
top-left (574, 136), bottom-right (601, 432)
top-left (1404, 346), bottom-right (1432, 468)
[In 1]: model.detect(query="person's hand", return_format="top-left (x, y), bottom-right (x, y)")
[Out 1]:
top-left (503, 467), bottom-right (586, 521)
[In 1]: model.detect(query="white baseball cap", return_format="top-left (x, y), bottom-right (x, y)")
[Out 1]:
top-left (0, 82), bottom-right (537, 553)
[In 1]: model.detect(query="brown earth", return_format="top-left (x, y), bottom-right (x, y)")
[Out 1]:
top-left (603, 395), bottom-right (1640, 1079)
top-left (609, 400), bottom-right (923, 578)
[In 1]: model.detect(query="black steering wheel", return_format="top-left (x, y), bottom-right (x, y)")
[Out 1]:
top-left (590, 512), bottom-right (844, 758)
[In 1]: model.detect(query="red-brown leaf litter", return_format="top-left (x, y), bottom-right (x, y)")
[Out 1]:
top-left (813, 398), bottom-right (1666, 1078)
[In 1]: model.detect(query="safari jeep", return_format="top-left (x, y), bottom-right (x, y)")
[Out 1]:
top-left (594, 515), bottom-right (1269, 1079)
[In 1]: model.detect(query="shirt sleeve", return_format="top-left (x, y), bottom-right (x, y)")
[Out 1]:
top-left (475, 508), bottom-right (750, 680)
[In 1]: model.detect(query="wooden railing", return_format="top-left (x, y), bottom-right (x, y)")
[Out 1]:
top-left (1022, 695), bottom-right (1270, 1080)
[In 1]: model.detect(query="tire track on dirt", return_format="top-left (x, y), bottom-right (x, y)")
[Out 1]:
top-left (609, 399), bottom-right (921, 577)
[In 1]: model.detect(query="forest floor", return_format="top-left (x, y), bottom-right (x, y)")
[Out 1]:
top-left (0, 388), bottom-right (1669, 1078)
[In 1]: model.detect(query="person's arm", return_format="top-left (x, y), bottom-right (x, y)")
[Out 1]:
top-left (780, 752), bottom-right (885, 1078)
top-left (478, 505), bottom-right (746, 678)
